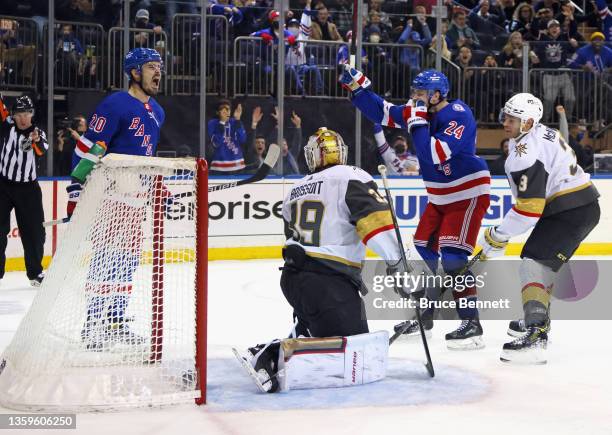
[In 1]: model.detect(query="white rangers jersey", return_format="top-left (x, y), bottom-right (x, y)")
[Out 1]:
top-left (283, 165), bottom-right (401, 279)
top-left (497, 124), bottom-right (599, 238)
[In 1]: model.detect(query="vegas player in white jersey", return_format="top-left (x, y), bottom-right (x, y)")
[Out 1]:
top-left (478, 93), bottom-right (600, 364)
top-left (236, 128), bottom-right (407, 393)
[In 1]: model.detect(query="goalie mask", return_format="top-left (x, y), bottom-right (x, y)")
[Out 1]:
top-left (501, 93), bottom-right (543, 135)
top-left (304, 127), bottom-right (348, 172)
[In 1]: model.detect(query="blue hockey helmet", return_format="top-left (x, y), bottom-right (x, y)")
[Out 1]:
top-left (411, 70), bottom-right (450, 99)
top-left (123, 48), bottom-right (163, 78)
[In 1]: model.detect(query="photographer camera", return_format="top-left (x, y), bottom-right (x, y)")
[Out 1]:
top-left (56, 115), bottom-right (86, 175)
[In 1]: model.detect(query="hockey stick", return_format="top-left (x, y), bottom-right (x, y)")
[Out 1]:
top-left (388, 248), bottom-right (485, 344)
top-left (208, 143), bottom-right (280, 192)
top-left (43, 144), bottom-right (281, 227)
top-left (378, 165), bottom-right (434, 377)
top-left (349, 0), bottom-right (358, 67)
top-left (43, 217), bottom-right (70, 227)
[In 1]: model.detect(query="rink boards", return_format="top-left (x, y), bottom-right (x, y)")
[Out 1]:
top-left (4, 176), bottom-right (612, 271)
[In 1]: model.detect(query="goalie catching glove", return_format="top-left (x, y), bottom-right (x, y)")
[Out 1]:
top-left (339, 64), bottom-right (372, 95)
top-left (478, 227), bottom-right (509, 259)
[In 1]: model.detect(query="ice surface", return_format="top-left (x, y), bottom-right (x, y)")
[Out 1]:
top-left (1, 259), bottom-right (611, 435)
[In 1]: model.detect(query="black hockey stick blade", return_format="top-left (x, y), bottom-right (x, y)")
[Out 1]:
top-left (209, 143), bottom-right (280, 193)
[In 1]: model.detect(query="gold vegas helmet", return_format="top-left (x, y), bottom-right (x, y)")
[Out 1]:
top-left (304, 127), bottom-right (348, 172)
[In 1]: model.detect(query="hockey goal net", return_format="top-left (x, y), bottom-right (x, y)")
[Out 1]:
top-left (0, 154), bottom-right (208, 411)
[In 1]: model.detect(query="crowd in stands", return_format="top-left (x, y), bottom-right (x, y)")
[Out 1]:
top-left (1, 0), bottom-right (609, 177)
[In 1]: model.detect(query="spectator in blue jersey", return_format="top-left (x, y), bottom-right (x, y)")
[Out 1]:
top-left (397, 17), bottom-right (432, 98)
top-left (207, 99), bottom-right (247, 173)
top-left (67, 48), bottom-right (165, 350)
top-left (251, 10), bottom-right (297, 47)
top-left (209, 0), bottom-right (244, 29)
top-left (569, 32), bottom-right (612, 125)
top-left (398, 18), bottom-right (431, 69)
top-left (55, 24), bottom-right (85, 87)
top-left (593, 0), bottom-right (611, 41)
top-left (469, 0), bottom-right (503, 34)
top-left (234, 0), bottom-right (268, 36)
top-left (250, 10), bottom-right (298, 93)
top-left (568, 32), bottom-right (612, 73)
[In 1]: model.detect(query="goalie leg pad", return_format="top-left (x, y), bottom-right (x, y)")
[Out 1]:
top-left (277, 330), bottom-right (389, 392)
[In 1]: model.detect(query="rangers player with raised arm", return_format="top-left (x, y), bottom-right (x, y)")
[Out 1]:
top-left (478, 93), bottom-right (600, 364)
top-left (340, 67), bottom-right (491, 350)
top-left (67, 48), bottom-right (165, 349)
top-left (235, 128), bottom-right (408, 393)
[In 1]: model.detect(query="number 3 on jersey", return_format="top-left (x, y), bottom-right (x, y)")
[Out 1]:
top-left (289, 200), bottom-right (325, 246)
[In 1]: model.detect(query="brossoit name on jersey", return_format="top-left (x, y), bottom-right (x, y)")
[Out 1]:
top-left (289, 180), bottom-right (324, 201)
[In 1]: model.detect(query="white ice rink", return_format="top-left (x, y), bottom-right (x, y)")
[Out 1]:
top-left (1, 259), bottom-right (611, 435)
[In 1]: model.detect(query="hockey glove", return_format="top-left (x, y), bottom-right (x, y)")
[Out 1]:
top-left (71, 141), bottom-right (107, 183)
top-left (66, 182), bottom-right (82, 218)
top-left (404, 100), bottom-right (429, 132)
top-left (339, 64), bottom-right (371, 95)
top-left (478, 227), bottom-right (509, 260)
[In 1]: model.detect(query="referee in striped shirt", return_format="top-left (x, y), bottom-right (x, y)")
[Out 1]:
top-left (0, 95), bottom-right (48, 287)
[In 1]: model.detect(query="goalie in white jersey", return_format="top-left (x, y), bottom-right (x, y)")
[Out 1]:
top-left (478, 93), bottom-right (600, 364)
top-left (236, 128), bottom-right (409, 393)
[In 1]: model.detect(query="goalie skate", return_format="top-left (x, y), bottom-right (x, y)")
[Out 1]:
top-left (232, 348), bottom-right (274, 393)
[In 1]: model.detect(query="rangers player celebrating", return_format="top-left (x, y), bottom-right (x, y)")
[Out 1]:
top-left (341, 66), bottom-right (491, 350)
top-left (479, 93), bottom-right (600, 364)
top-left (67, 48), bottom-right (165, 349)
top-left (236, 128), bottom-right (408, 393)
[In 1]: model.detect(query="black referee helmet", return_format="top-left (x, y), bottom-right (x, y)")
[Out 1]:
top-left (12, 96), bottom-right (35, 115)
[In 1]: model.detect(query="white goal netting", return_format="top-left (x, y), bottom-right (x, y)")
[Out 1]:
top-left (0, 154), bottom-right (207, 411)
